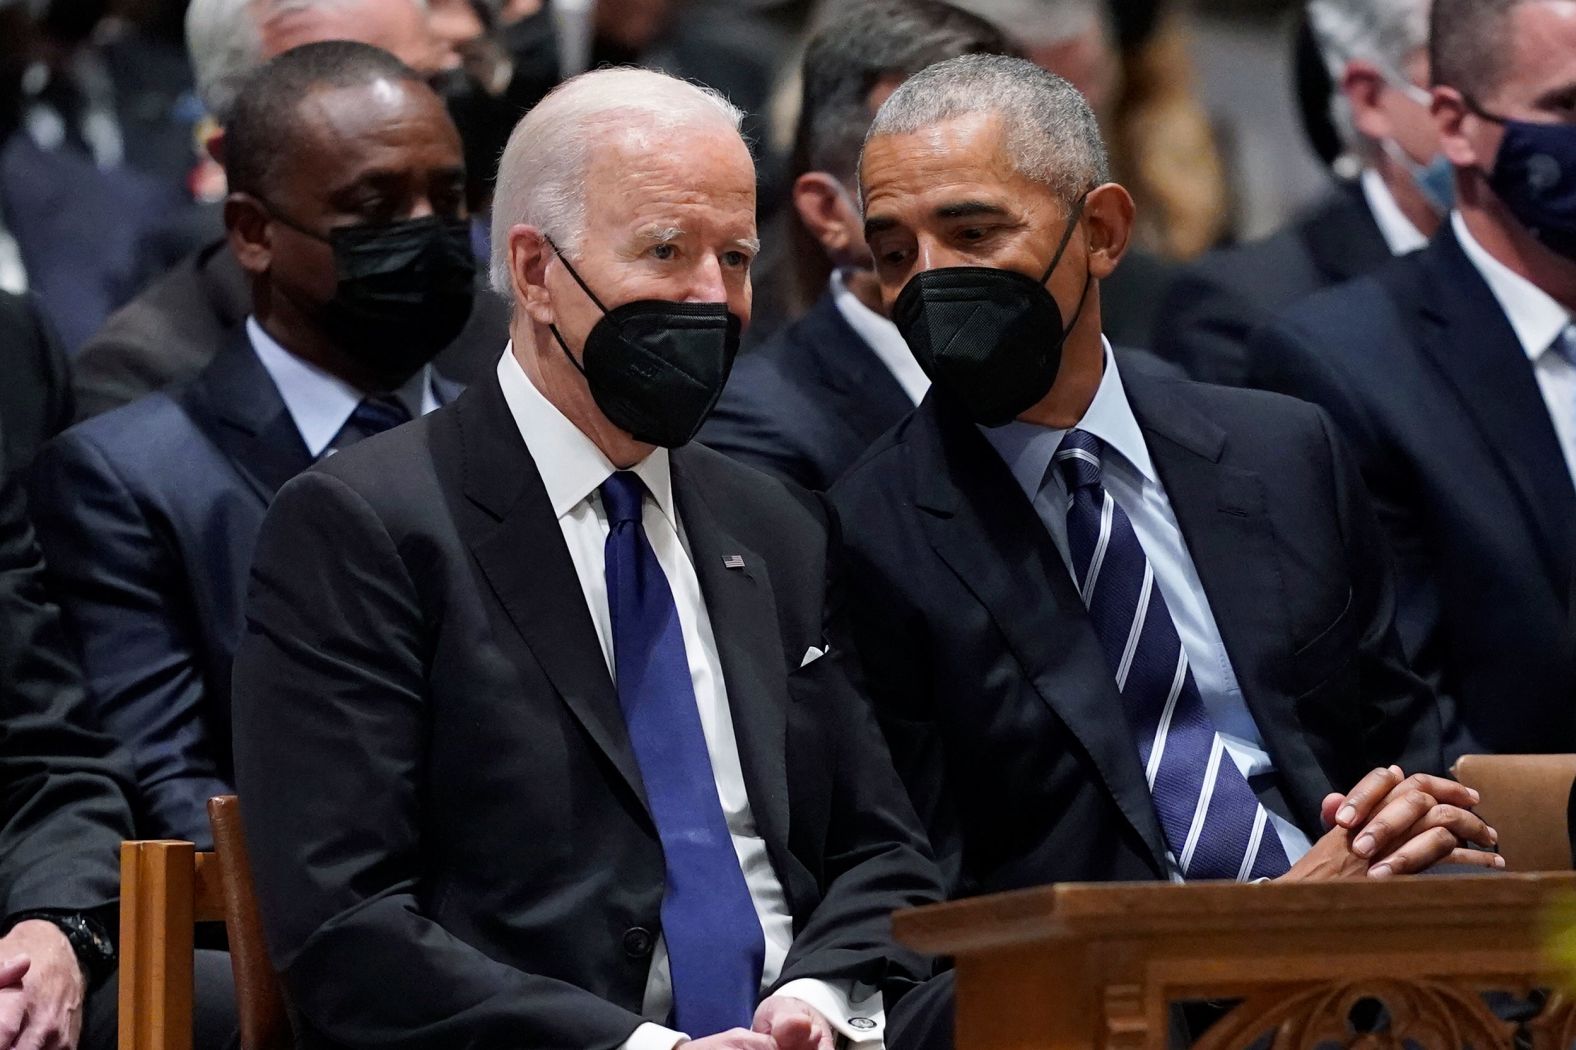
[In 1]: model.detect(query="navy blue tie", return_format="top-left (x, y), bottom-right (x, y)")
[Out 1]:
top-left (1057, 430), bottom-right (1289, 881)
top-left (328, 395), bottom-right (412, 453)
top-left (600, 471), bottom-right (764, 1035)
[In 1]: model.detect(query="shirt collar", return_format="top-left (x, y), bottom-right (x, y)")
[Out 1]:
top-left (245, 316), bottom-right (435, 457)
top-left (1360, 168), bottom-right (1430, 256)
top-left (1452, 211), bottom-right (1572, 362)
top-left (494, 343), bottom-right (676, 527)
top-left (980, 339), bottom-right (1154, 503)
top-left (828, 269), bottom-right (931, 406)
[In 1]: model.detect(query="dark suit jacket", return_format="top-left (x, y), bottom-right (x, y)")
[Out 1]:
top-left (29, 336), bottom-right (462, 846)
top-left (29, 336), bottom-right (311, 846)
top-left (230, 374), bottom-right (943, 1049)
top-left (73, 237), bottom-right (511, 421)
top-left (699, 292), bottom-right (914, 490)
top-left (1249, 225), bottom-right (1576, 758)
top-left (0, 134), bottom-right (180, 355)
top-left (1153, 181), bottom-right (1393, 386)
top-left (0, 439), bottom-right (134, 923)
top-left (0, 290), bottom-right (72, 471)
top-left (830, 368), bottom-right (1442, 895)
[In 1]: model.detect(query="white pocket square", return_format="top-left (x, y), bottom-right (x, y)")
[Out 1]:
top-left (800, 645), bottom-right (827, 668)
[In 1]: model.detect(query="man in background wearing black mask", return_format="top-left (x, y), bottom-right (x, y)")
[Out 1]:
top-left (1252, 0), bottom-right (1576, 761)
top-left (227, 66), bottom-right (943, 1050)
top-left (832, 61), bottom-right (1488, 1038)
top-left (27, 41), bottom-right (472, 848)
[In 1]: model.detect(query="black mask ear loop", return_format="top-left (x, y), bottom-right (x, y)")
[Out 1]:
top-left (542, 235), bottom-right (608, 378)
top-left (1040, 192), bottom-right (1095, 347)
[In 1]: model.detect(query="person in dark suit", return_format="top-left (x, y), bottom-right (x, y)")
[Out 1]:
top-left (233, 66), bottom-right (942, 1050)
top-left (1152, 0), bottom-right (1445, 386)
top-left (0, 290), bottom-right (72, 471)
top-left (1249, 0), bottom-right (1576, 758)
top-left (0, 436), bottom-right (237, 1050)
top-left (698, 0), bottom-right (1008, 490)
top-left (838, 54), bottom-right (1494, 917)
top-left (29, 43), bottom-right (474, 848)
top-left (70, 0), bottom-right (505, 421)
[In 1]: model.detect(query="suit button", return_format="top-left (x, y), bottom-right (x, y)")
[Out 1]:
top-left (623, 926), bottom-right (655, 958)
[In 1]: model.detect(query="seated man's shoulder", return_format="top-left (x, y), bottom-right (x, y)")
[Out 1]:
top-left (680, 439), bottom-right (826, 530)
top-left (35, 389), bottom-right (197, 482)
top-left (302, 412), bottom-right (445, 516)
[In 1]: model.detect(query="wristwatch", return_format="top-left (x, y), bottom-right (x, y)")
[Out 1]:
top-left (6, 911), bottom-right (116, 984)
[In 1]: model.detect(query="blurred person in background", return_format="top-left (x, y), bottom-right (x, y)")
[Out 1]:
top-left (0, 0), bottom-right (182, 354)
top-left (697, 0), bottom-right (1009, 490)
top-left (1156, 0), bottom-right (1442, 386)
top-left (0, 289), bottom-right (72, 472)
top-left (70, 0), bottom-right (526, 421)
top-left (29, 41), bottom-right (473, 848)
top-left (1250, 0), bottom-right (1576, 759)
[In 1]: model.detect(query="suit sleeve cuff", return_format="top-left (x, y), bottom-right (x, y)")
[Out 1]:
top-left (775, 977), bottom-right (885, 1046)
top-left (619, 1022), bottom-right (688, 1050)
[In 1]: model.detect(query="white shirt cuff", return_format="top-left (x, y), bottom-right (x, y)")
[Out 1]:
top-left (619, 1021), bottom-right (688, 1050)
top-left (774, 978), bottom-right (886, 1046)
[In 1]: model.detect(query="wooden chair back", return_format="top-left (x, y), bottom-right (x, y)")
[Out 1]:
top-left (1454, 754), bottom-right (1576, 872)
top-left (118, 796), bottom-right (291, 1050)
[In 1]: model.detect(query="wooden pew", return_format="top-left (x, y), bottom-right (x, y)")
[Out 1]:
top-left (895, 873), bottom-right (1576, 1049)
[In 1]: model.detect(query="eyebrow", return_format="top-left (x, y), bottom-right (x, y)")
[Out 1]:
top-left (864, 215), bottom-right (898, 238)
top-left (935, 200), bottom-right (1010, 220)
top-left (1533, 81), bottom-right (1576, 109)
top-left (630, 224), bottom-right (761, 255)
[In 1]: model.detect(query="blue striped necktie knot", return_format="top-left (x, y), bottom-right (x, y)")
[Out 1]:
top-left (1554, 324), bottom-right (1576, 366)
top-left (1055, 428), bottom-right (1105, 494)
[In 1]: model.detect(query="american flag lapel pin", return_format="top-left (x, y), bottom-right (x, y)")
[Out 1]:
top-left (722, 554), bottom-right (746, 570)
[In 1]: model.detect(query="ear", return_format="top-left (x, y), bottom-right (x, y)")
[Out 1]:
top-left (224, 193), bottom-right (272, 277)
top-left (510, 225), bottom-right (555, 326)
top-left (1343, 60), bottom-right (1393, 142)
top-left (1434, 85), bottom-right (1489, 170)
top-left (1082, 182), bottom-right (1134, 280)
top-left (792, 172), bottom-right (859, 258)
top-left (205, 125), bottom-right (226, 168)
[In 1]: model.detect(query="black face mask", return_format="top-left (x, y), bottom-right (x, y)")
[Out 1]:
top-left (545, 239), bottom-right (741, 448)
top-left (429, 68), bottom-right (521, 209)
top-left (892, 195), bottom-right (1092, 427)
top-left (266, 208), bottom-right (476, 383)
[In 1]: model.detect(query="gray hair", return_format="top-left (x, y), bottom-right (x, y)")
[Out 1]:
top-left (1430, 0), bottom-right (1531, 102)
top-left (863, 53), bottom-right (1108, 204)
top-left (1306, 0), bottom-right (1432, 152)
top-left (488, 67), bottom-right (746, 299)
top-left (946, 0), bottom-right (1110, 50)
top-left (185, 0), bottom-right (428, 125)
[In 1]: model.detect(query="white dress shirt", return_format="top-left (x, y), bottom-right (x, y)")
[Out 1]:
top-left (494, 347), bottom-right (881, 1050)
top-left (0, 221), bottom-right (26, 296)
top-left (1360, 169), bottom-right (1430, 257)
top-left (1453, 212), bottom-right (1576, 488)
top-left (830, 270), bottom-right (931, 406)
top-left (981, 342), bottom-right (1314, 876)
top-left (246, 317), bottom-right (438, 457)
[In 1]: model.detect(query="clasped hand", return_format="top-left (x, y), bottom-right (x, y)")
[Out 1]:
top-left (1281, 765), bottom-right (1502, 881)
top-left (0, 919), bottom-right (85, 1050)
top-left (682, 996), bottom-right (839, 1050)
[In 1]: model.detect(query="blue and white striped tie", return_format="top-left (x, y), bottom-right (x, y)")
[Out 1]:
top-left (1056, 429), bottom-right (1290, 881)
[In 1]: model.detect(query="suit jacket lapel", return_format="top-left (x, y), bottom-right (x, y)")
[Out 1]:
top-left (1410, 229), bottom-right (1576, 591)
top-left (670, 450), bottom-right (791, 854)
top-left (797, 292), bottom-right (914, 442)
top-left (455, 376), bottom-right (652, 818)
top-left (179, 332), bottom-right (314, 504)
top-left (1303, 180), bottom-right (1393, 285)
top-left (1124, 374), bottom-right (1329, 831)
top-left (910, 396), bottom-right (1171, 874)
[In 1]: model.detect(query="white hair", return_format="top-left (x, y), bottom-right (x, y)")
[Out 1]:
top-left (864, 53), bottom-right (1108, 204)
top-left (185, 0), bottom-right (428, 124)
top-left (488, 67), bottom-right (747, 299)
top-left (1306, 0), bottom-right (1433, 152)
